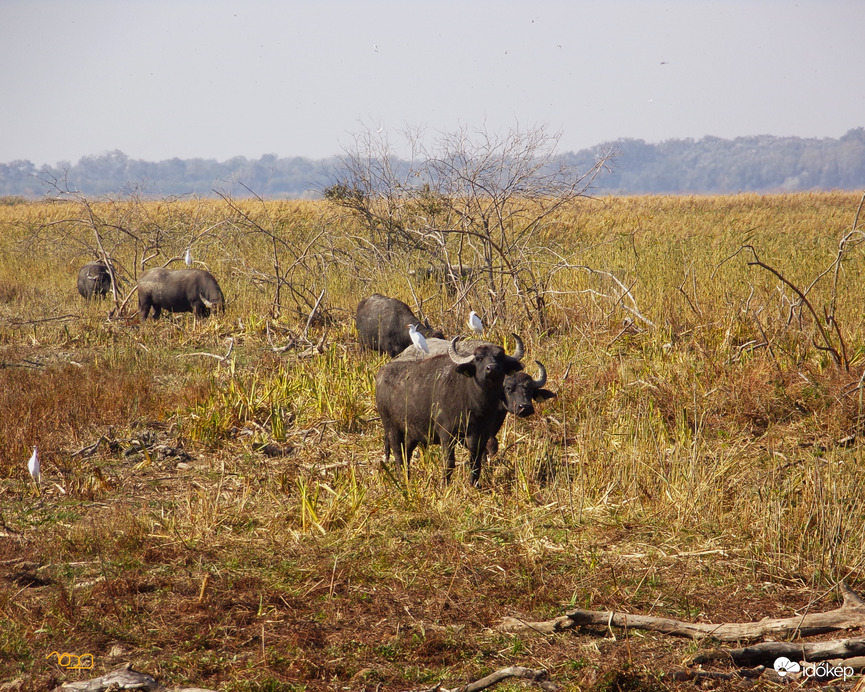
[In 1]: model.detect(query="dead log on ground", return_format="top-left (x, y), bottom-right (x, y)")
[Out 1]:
top-left (690, 636), bottom-right (865, 667)
top-left (52, 662), bottom-right (217, 692)
top-left (500, 583), bottom-right (865, 642)
top-left (413, 666), bottom-right (558, 692)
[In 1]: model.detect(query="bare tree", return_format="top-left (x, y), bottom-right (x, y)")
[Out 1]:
top-left (325, 124), bottom-right (613, 326)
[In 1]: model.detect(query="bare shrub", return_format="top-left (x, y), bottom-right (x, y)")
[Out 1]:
top-left (326, 124), bottom-right (613, 327)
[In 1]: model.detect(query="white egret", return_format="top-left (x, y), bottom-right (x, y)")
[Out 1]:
top-left (28, 446), bottom-right (40, 485)
top-left (407, 323), bottom-right (429, 355)
top-left (184, 247), bottom-right (193, 266)
top-left (468, 310), bottom-right (484, 335)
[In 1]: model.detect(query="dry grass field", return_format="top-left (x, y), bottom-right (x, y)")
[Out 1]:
top-left (1, 191), bottom-right (864, 691)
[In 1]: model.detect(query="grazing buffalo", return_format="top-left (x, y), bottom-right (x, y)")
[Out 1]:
top-left (375, 336), bottom-right (523, 486)
top-left (394, 336), bottom-right (556, 457)
top-left (356, 293), bottom-right (444, 357)
top-left (77, 261), bottom-right (113, 300)
top-left (137, 268), bottom-right (225, 321)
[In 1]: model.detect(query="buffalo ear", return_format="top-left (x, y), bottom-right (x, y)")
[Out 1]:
top-left (455, 362), bottom-right (476, 377)
top-left (533, 388), bottom-right (557, 402)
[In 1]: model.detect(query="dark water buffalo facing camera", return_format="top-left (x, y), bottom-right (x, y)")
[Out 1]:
top-left (137, 268), bottom-right (225, 321)
top-left (356, 293), bottom-right (444, 357)
top-left (393, 336), bottom-right (556, 458)
top-left (77, 261), bottom-right (113, 300)
top-left (375, 336), bottom-right (524, 487)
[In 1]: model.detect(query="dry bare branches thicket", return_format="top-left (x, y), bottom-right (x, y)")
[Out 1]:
top-left (721, 192), bottom-right (865, 372)
top-left (215, 186), bottom-right (343, 326)
top-left (325, 124), bottom-right (614, 327)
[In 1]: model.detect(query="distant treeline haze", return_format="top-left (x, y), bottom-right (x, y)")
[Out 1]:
top-left (2, 129), bottom-right (864, 199)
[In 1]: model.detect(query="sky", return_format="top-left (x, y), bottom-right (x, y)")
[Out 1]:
top-left (1, 0), bottom-right (863, 167)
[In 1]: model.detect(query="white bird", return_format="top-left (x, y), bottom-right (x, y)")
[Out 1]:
top-left (468, 310), bottom-right (484, 335)
top-left (407, 323), bottom-right (429, 355)
top-left (28, 446), bottom-right (40, 485)
top-left (184, 247), bottom-right (193, 266)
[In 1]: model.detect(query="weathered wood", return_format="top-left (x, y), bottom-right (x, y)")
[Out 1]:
top-left (53, 665), bottom-right (163, 692)
top-left (690, 636), bottom-right (865, 666)
top-left (413, 666), bottom-right (558, 692)
top-left (52, 663), bottom-right (218, 692)
top-left (826, 656), bottom-right (865, 672)
top-left (500, 583), bottom-right (865, 642)
top-left (457, 666), bottom-right (558, 692)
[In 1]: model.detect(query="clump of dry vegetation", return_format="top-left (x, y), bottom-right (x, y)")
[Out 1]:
top-left (1, 190), bottom-right (864, 691)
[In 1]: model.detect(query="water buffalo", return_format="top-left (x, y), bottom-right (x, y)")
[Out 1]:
top-left (375, 336), bottom-right (523, 487)
top-left (393, 336), bottom-right (556, 457)
top-left (77, 261), bottom-right (113, 300)
top-left (356, 293), bottom-right (444, 357)
top-left (137, 268), bottom-right (225, 321)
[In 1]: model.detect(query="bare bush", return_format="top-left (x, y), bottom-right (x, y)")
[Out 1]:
top-left (326, 124), bottom-right (613, 326)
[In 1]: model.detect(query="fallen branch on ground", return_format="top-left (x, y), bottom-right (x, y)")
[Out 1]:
top-left (177, 337), bottom-right (234, 362)
top-left (52, 663), bottom-right (217, 692)
top-left (412, 666), bottom-right (558, 692)
top-left (500, 583), bottom-right (865, 642)
top-left (690, 636), bottom-right (865, 667)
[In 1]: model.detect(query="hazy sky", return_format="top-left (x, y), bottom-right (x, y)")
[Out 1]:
top-left (2, 0), bottom-right (862, 166)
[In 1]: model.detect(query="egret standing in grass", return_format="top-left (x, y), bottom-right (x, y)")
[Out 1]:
top-left (468, 310), bottom-right (484, 336)
top-left (184, 247), bottom-right (193, 266)
top-left (28, 446), bottom-right (40, 486)
top-left (407, 323), bottom-right (430, 355)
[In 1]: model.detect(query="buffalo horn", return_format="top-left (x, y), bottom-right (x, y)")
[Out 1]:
top-left (510, 333), bottom-right (525, 360)
top-left (532, 360), bottom-right (547, 387)
top-left (447, 336), bottom-right (474, 365)
top-left (200, 294), bottom-right (215, 309)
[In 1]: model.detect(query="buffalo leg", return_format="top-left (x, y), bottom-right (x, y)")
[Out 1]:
top-left (466, 434), bottom-right (486, 487)
top-left (442, 436), bottom-right (458, 484)
top-left (386, 428), bottom-right (415, 479)
top-left (138, 298), bottom-right (152, 321)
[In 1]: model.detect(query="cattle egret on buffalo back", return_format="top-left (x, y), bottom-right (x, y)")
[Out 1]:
top-left (468, 310), bottom-right (483, 335)
top-left (184, 247), bottom-right (193, 266)
top-left (28, 446), bottom-right (40, 485)
top-left (407, 323), bottom-right (429, 355)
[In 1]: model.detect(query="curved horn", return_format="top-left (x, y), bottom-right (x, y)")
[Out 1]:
top-left (447, 336), bottom-right (474, 365)
top-left (510, 333), bottom-right (525, 360)
top-left (532, 360), bottom-right (547, 387)
top-left (200, 294), bottom-right (215, 309)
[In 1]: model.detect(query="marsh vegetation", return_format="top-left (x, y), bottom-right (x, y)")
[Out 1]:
top-left (1, 191), bottom-right (864, 690)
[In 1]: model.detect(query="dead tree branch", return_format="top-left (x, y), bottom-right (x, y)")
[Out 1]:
top-left (741, 244), bottom-right (844, 368)
top-left (412, 666), bottom-right (558, 692)
top-left (690, 635), bottom-right (865, 667)
top-left (52, 662), bottom-right (217, 692)
top-left (500, 583), bottom-right (865, 642)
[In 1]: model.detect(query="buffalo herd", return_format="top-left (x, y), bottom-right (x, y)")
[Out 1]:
top-left (357, 293), bottom-right (556, 487)
top-left (75, 260), bottom-right (552, 487)
top-left (76, 261), bottom-right (225, 321)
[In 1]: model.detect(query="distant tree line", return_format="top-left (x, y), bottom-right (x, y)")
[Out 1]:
top-left (565, 128), bottom-right (865, 194)
top-left (1, 129), bottom-right (863, 199)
